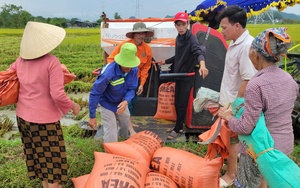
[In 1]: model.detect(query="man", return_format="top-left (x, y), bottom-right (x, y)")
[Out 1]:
top-left (217, 5), bottom-right (257, 187)
top-left (159, 12), bottom-right (208, 140)
top-left (107, 22), bottom-right (154, 135)
top-left (88, 43), bottom-right (140, 143)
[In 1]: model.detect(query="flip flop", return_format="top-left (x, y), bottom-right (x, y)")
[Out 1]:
top-left (167, 130), bottom-right (183, 140)
top-left (166, 128), bottom-right (184, 133)
top-left (166, 128), bottom-right (174, 133)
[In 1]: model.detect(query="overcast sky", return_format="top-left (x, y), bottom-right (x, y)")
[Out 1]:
top-left (0, 0), bottom-right (299, 22)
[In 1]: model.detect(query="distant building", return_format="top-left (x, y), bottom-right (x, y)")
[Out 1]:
top-left (74, 20), bottom-right (98, 27)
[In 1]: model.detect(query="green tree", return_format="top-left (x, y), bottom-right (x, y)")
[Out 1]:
top-left (114, 12), bottom-right (121, 19)
top-left (34, 16), bottom-right (47, 23)
top-left (48, 17), bottom-right (68, 28)
top-left (96, 17), bottom-right (103, 27)
top-left (70, 18), bottom-right (79, 26)
top-left (0, 4), bottom-right (33, 28)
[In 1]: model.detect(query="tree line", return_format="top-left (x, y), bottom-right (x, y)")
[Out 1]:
top-left (0, 4), bottom-right (104, 28)
top-left (3, 3), bottom-right (299, 29)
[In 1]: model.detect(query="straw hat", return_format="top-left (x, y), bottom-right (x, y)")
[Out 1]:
top-left (126, 22), bottom-right (154, 38)
top-left (20, 21), bottom-right (66, 60)
top-left (115, 43), bottom-right (140, 68)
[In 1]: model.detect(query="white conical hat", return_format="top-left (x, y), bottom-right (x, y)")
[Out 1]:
top-left (20, 21), bottom-right (66, 60)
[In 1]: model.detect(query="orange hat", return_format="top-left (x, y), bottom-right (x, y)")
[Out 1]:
top-left (174, 12), bottom-right (188, 22)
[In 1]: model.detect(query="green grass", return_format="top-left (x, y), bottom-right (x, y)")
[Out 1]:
top-left (0, 129), bottom-right (299, 187)
top-left (0, 125), bottom-right (104, 187)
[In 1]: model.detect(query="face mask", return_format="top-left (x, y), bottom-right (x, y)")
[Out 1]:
top-left (123, 73), bottom-right (128, 77)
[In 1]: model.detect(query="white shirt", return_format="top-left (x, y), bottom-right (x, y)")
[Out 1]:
top-left (219, 30), bottom-right (257, 106)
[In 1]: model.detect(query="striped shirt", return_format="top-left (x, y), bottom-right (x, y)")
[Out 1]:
top-left (229, 65), bottom-right (298, 154)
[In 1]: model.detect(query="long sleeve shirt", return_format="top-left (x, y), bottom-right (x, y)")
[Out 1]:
top-left (107, 39), bottom-right (152, 86)
top-left (165, 29), bottom-right (205, 74)
top-left (229, 65), bottom-right (298, 155)
top-left (9, 54), bottom-right (73, 123)
top-left (89, 62), bottom-right (138, 118)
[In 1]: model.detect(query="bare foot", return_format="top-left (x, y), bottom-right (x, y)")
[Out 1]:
top-left (130, 130), bottom-right (136, 136)
top-left (130, 121), bottom-right (139, 127)
top-left (129, 126), bottom-right (136, 136)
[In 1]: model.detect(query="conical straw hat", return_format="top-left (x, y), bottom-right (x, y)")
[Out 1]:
top-left (20, 21), bottom-right (66, 60)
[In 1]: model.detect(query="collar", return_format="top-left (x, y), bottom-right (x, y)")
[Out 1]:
top-left (255, 65), bottom-right (277, 77)
top-left (231, 30), bottom-right (250, 46)
top-left (114, 62), bottom-right (132, 77)
top-left (114, 62), bottom-right (123, 76)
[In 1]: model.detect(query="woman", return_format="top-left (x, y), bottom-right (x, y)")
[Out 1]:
top-left (9, 21), bottom-right (80, 188)
top-left (218, 27), bottom-right (298, 187)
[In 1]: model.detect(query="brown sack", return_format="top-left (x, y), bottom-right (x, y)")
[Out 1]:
top-left (103, 130), bottom-right (163, 167)
top-left (0, 69), bottom-right (19, 107)
top-left (154, 82), bottom-right (176, 121)
top-left (145, 172), bottom-right (179, 188)
top-left (85, 152), bottom-right (150, 188)
top-left (151, 147), bottom-right (223, 188)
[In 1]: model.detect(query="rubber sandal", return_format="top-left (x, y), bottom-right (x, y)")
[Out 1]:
top-left (167, 130), bottom-right (182, 140)
top-left (166, 128), bottom-right (184, 133)
top-left (219, 177), bottom-right (233, 188)
top-left (166, 128), bottom-right (174, 133)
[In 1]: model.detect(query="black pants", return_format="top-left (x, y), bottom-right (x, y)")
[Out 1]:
top-left (173, 78), bottom-right (194, 132)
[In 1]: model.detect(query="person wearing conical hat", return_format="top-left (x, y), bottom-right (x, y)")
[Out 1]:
top-left (219, 27), bottom-right (298, 188)
top-left (8, 21), bottom-right (81, 188)
top-left (107, 22), bottom-right (154, 136)
top-left (88, 43), bottom-right (140, 143)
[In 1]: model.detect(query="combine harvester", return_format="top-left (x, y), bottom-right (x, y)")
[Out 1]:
top-left (100, 17), bottom-right (177, 117)
top-left (98, 0), bottom-right (300, 141)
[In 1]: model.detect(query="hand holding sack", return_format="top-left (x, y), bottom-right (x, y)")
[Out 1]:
top-left (0, 64), bottom-right (75, 107)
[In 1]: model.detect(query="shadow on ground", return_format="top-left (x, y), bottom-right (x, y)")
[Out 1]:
top-left (78, 116), bottom-right (204, 143)
top-left (131, 116), bottom-right (201, 143)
